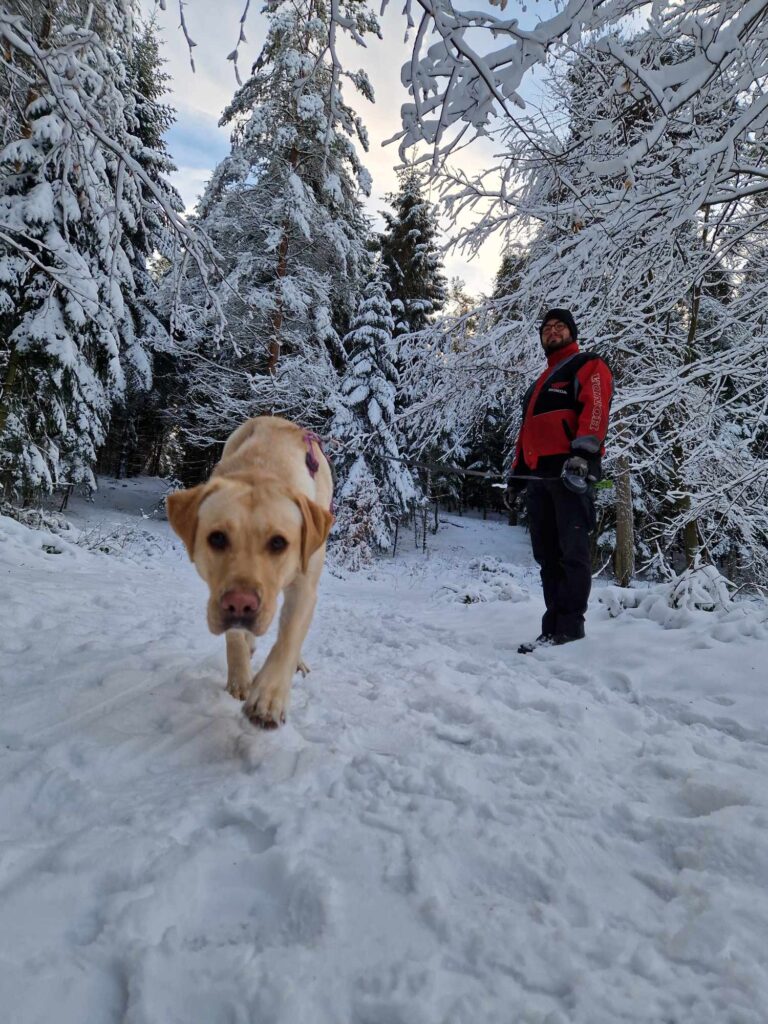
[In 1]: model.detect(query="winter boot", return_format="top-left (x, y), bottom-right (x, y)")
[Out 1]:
top-left (517, 634), bottom-right (555, 654)
top-left (551, 632), bottom-right (583, 646)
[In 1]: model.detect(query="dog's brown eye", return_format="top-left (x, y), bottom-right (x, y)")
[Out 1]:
top-left (207, 531), bottom-right (229, 551)
top-left (268, 535), bottom-right (288, 553)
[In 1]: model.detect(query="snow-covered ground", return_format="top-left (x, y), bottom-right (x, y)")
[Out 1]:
top-left (1, 478), bottom-right (768, 1024)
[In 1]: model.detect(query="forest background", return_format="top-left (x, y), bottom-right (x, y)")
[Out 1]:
top-left (1, 0), bottom-right (766, 586)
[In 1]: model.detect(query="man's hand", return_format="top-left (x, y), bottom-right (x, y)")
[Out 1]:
top-left (562, 456), bottom-right (590, 494)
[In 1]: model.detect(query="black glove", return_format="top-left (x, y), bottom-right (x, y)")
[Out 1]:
top-left (561, 456), bottom-right (590, 494)
top-left (507, 475), bottom-right (527, 494)
top-left (504, 477), bottom-right (526, 509)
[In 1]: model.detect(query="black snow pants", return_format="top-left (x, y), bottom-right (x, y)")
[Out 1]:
top-left (526, 479), bottom-right (596, 639)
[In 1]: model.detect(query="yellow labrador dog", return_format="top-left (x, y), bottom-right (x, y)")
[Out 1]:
top-left (167, 416), bottom-right (334, 728)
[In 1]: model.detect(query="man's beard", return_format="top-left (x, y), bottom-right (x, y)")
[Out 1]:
top-left (543, 336), bottom-right (572, 353)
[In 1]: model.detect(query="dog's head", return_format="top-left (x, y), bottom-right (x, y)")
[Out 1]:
top-left (167, 476), bottom-right (334, 636)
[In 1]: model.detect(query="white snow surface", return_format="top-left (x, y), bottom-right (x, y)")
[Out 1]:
top-left (1, 478), bottom-right (768, 1024)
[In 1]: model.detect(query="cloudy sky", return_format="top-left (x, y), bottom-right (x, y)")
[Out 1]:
top-left (146, 0), bottom-right (558, 296)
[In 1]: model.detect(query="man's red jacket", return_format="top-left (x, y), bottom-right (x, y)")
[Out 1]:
top-left (512, 342), bottom-right (613, 476)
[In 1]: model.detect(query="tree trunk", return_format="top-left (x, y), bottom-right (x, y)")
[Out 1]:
top-left (672, 206), bottom-right (709, 565)
top-left (268, 227), bottom-right (290, 374)
top-left (613, 456), bottom-right (635, 586)
top-left (267, 147), bottom-right (298, 374)
top-left (681, 494), bottom-right (700, 568)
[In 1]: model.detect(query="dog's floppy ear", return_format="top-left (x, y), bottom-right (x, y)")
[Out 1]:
top-left (166, 482), bottom-right (219, 559)
top-left (294, 494), bottom-right (334, 572)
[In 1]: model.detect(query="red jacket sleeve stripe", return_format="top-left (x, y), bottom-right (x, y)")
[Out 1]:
top-left (575, 359), bottom-right (612, 446)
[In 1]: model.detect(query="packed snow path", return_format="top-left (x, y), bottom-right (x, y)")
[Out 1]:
top-left (1, 480), bottom-right (767, 1024)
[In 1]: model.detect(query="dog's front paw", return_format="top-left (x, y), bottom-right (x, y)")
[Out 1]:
top-left (243, 669), bottom-right (290, 729)
top-left (226, 673), bottom-right (251, 701)
top-left (296, 659), bottom-right (310, 678)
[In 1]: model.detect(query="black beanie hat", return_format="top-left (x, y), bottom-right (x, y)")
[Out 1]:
top-left (540, 308), bottom-right (578, 341)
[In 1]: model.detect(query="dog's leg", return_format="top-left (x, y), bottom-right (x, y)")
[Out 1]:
top-left (226, 630), bottom-right (255, 701)
top-left (244, 569), bottom-right (319, 728)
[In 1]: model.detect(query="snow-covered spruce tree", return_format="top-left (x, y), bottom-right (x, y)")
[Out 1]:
top-left (0, 3), bottom-right (185, 498)
top-left (378, 166), bottom-right (460, 511)
top-left (330, 269), bottom-right (418, 565)
top-left (171, 0), bottom-right (378, 461)
top-left (457, 249), bottom-right (531, 523)
top-left (97, 15), bottom-right (183, 478)
top-left (380, 165), bottom-right (447, 338)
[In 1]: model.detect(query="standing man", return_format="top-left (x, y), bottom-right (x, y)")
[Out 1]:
top-left (509, 309), bottom-right (613, 653)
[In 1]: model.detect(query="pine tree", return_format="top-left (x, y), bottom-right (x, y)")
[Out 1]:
top-left (331, 270), bottom-right (417, 563)
top-left (377, 166), bottom-right (452, 512)
top-left (171, 0), bottom-right (379, 463)
top-left (380, 166), bottom-right (447, 337)
top-left (0, 2), bottom-right (182, 497)
top-left (491, 247), bottom-right (530, 311)
top-left (98, 15), bottom-right (183, 478)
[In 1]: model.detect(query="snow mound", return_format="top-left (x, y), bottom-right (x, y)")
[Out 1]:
top-left (598, 563), bottom-right (767, 639)
top-left (437, 554), bottom-right (529, 604)
top-left (0, 509), bottom-right (88, 565)
top-left (0, 509), bottom-right (170, 567)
